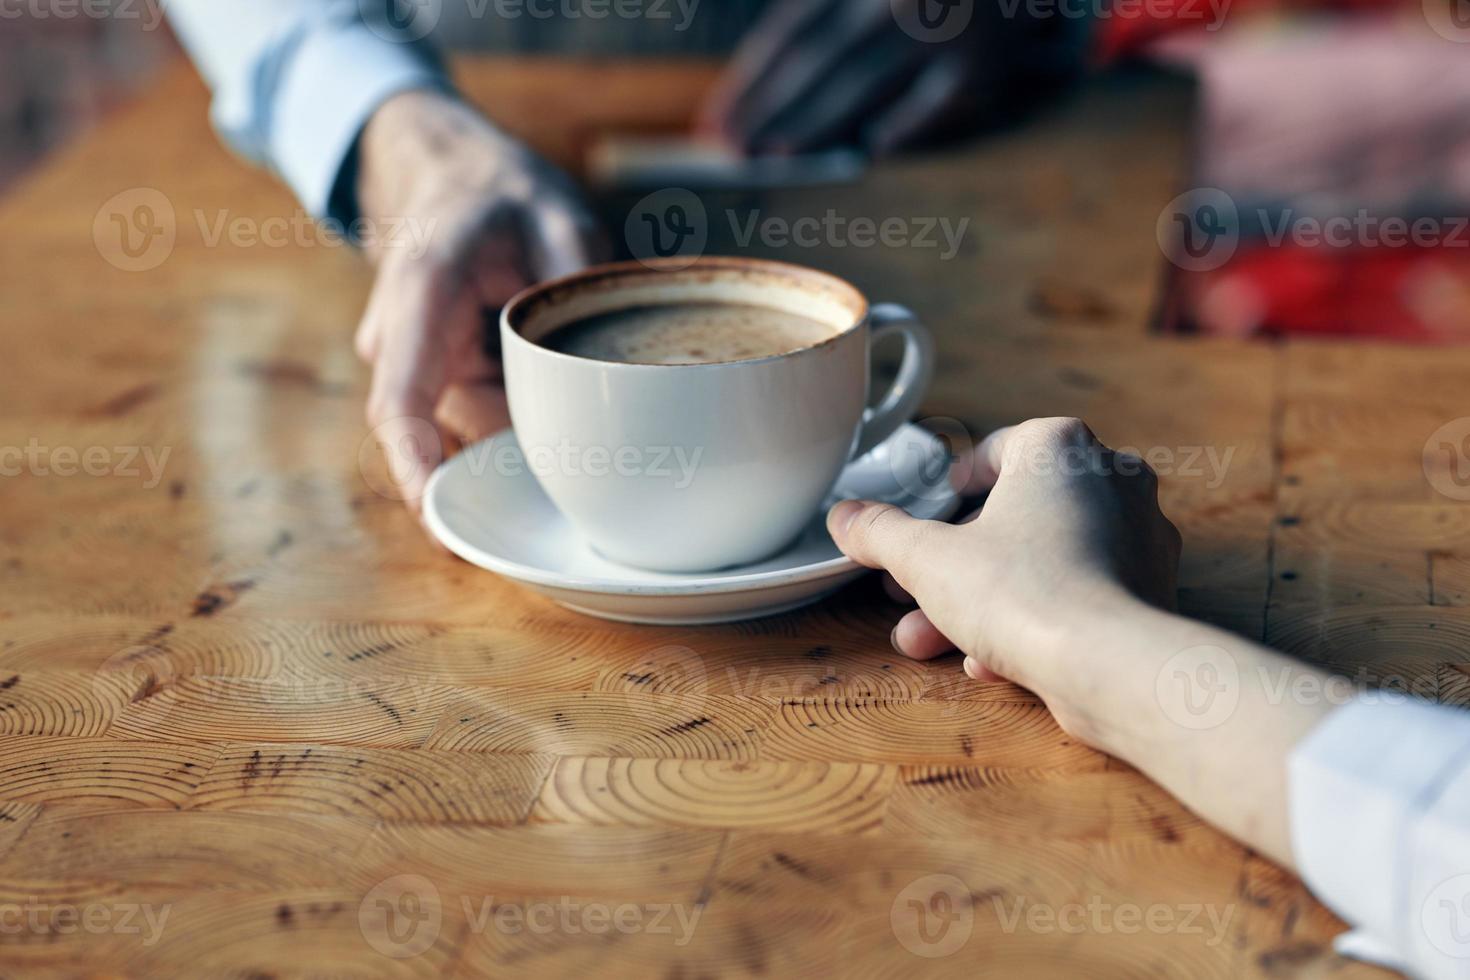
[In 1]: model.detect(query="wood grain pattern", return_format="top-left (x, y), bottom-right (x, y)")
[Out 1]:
top-left (0, 808), bottom-right (379, 893)
top-left (424, 690), bottom-right (772, 759)
top-left (0, 802), bottom-right (42, 863)
top-left (0, 56), bottom-right (1407, 977)
top-left (189, 744), bottom-right (555, 824)
top-left (532, 757), bottom-right (895, 835)
top-left (0, 888), bottom-right (462, 978)
top-left (108, 676), bottom-right (461, 747)
top-left (0, 735), bottom-right (217, 810)
top-left (763, 698), bottom-right (1095, 766)
top-left (351, 823), bottom-right (724, 900)
top-left (882, 766), bottom-right (1218, 845)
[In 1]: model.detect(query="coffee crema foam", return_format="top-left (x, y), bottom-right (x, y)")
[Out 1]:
top-left (539, 302), bottom-right (838, 365)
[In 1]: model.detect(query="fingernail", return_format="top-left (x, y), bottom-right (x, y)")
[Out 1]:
top-left (890, 624), bottom-right (904, 656)
top-left (962, 657), bottom-right (980, 680)
top-left (828, 500), bottom-right (865, 537)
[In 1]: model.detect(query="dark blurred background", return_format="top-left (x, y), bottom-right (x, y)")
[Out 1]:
top-left (12, 0), bottom-right (1470, 340)
top-left (0, 2), bottom-right (761, 195)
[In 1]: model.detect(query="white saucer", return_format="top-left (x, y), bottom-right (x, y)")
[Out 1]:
top-left (423, 423), bottom-right (959, 624)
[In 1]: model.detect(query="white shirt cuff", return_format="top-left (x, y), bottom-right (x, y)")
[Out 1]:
top-left (1289, 697), bottom-right (1470, 979)
top-left (267, 21), bottom-right (447, 220)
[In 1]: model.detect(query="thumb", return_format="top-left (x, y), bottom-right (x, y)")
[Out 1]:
top-left (830, 500), bottom-right (1000, 682)
top-left (827, 500), bottom-right (951, 589)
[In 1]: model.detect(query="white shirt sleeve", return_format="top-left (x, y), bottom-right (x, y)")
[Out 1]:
top-left (1290, 697), bottom-right (1470, 979)
top-left (165, 0), bottom-right (450, 219)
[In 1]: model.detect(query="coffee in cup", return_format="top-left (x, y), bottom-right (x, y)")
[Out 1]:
top-left (501, 257), bottom-right (934, 573)
top-left (540, 302), bottom-right (838, 365)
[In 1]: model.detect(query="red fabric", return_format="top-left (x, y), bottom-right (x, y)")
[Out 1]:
top-left (1176, 245), bottom-right (1470, 343)
top-left (1100, 0), bottom-right (1470, 341)
top-left (1094, 0), bottom-right (1412, 63)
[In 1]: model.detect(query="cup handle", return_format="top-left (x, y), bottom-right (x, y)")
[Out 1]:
top-left (852, 303), bottom-right (935, 459)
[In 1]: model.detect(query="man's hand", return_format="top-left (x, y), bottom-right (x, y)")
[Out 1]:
top-left (353, 89), bottom-right (605, 510)
top-left (699, 0), bottom-right (1081, 156)
top-left (827, 418), bottom-right (1183, 741)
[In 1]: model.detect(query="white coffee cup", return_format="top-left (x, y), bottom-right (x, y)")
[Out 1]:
top-left (501, 256), bottom-right (934, 573)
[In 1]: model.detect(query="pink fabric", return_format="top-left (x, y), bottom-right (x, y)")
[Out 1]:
top-left (1145, 16), bottom-right (1470, 339)
top-left (1150, 16), bottom-right (1470, 209)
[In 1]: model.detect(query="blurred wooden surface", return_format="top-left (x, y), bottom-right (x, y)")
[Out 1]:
top-left (0, 56), bottom-right (1432, 977)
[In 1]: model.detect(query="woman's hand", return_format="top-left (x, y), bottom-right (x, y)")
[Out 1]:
top-left (699, 0), bottom-right (1082, 156)
top-left (828, 417), bottom-right (1182, 744)
top-left (828, 417), bottom-right (1334, 867)
top-left (353, 89), bottom-right (605, 510)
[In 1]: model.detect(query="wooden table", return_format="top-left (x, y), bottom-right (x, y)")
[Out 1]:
top-left (2, 55), bottom-right (1454, 977)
